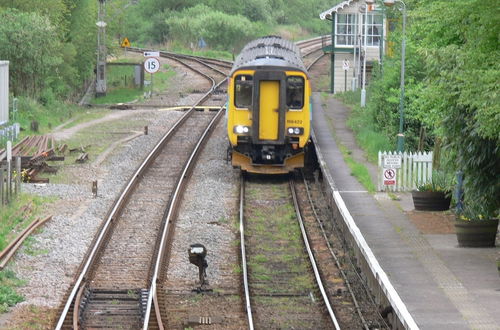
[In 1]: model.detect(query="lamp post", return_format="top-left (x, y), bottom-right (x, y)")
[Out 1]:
top-left (384, 0), bottom-right (406, 152)
top-left (96, 0), bottom-right (107, 97)
top-left (360, 1), bottom-right (371, 107)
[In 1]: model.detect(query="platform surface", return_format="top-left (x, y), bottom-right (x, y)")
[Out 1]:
top-left (312, 93), bottom-right (500, 329)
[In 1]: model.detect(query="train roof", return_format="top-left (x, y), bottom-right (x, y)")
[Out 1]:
top-left (230, 36), bottom-right (307, 75)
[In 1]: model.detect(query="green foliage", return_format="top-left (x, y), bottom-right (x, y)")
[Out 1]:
top-left (0, 9), bottom-right (63, 97)
top-left (367, 0), bottom-right (499, 218)
top-left (68, 0), bottom-right (97, 83)
top-left (0, 270), bottom-right (24, 313)
top-left (166, 5), bottom-right (262, 51)
top-left (14, 96), bottom-right (83, 136)
top-left (415, 170), bottom-right (454, 194)
top-left (336, 91), bottom-right (392, 163)
top-left (0, 1), bottom-right (97, 101)
top-left (121, 0), bottom-right (330, 48)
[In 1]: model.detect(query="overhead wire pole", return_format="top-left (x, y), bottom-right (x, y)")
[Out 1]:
top-left (96, 0), bottom-right (107, 97)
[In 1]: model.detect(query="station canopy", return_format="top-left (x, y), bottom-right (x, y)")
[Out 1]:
top-left (319, 0), bottom-right (356, 20)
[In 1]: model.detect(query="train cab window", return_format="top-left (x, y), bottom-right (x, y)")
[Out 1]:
top-left (234, 75), bottom-right (253, 108)
top-left (286, 76), bottom-right (304, 110)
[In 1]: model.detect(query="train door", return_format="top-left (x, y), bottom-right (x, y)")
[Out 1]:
top-left (258, 80), bottom-right (280, 141)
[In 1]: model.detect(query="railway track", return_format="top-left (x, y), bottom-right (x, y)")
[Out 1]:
top-left (55, 52), bottom-right (227, 329)
top-left (239, 172), bottom-right (389, 329)
top-left (239, 174), bottom-right (340, 329)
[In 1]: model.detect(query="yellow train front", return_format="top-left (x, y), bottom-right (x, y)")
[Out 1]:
top-left (227, 36), bottom-right (311, 174)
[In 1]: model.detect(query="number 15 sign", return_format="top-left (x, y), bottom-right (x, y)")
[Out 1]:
top-left (144, 57), bottom-right (160, 74)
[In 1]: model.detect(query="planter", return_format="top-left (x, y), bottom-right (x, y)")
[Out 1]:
top-left (411, 191), bottom-right (451, 211)
top-left (455, 218), bottom-right (499, 247)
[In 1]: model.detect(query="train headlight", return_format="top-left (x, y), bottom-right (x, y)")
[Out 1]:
top-left (234, 125), bottom-right (250, 135)
top-left (287, 127), bottom-right (303, 136)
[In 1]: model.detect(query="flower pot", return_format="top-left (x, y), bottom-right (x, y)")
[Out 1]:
top-left (455, 218), bottom-right (499, 247)
top-left (411, 191), bottom-right (451, 211)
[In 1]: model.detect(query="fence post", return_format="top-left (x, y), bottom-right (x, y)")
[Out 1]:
top-left (0, 167), bottom-right (3, 205)
top-left (6, 160), bottom-right (11, 204)
top-left (15, 156), bottom-right (21, 196)
top-left (377, 151), bottom-right (382, 191)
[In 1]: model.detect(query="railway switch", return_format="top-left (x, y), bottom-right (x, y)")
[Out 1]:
top-left (188, 243), bottom-right (211, 292)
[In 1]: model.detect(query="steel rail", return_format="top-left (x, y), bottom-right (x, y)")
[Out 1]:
top-left (160, 51), bottom-right (228, 78)
top-left (56, 107), bottom-right (194, 330)
top-left (301, 172), bottom-right (374, 330)
top-left (289, 178), bottom-right (341, 330)
top-left (142, 99), bottom-right (226, 330)
top-left (306, 53), bottom-right (327, 71)
top-left (55, 74), bottom-right (224, 330)
top-left (239, 175), bottom-right (255, 330)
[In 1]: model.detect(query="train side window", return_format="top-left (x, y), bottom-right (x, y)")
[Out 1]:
top-left (286, 76), bottom-right (304, 110)
top-left (234, 75), bottom-right (253, 109)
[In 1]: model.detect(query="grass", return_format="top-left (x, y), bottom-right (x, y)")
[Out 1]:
top-left (338, 143), bottom-right (376, 193)
top-left (0, 193), bottom-right (55, 313)
top-left (8, 97), bottom-right (88, 142)
top-left (0, 270), bottom-right (24, 313)
top-left (40, 117), bottom-right (149, 184)
top-left (0, 193), bottom-right (55, 251)
top-left (335, 91), bottom-right (392, 163)
top-left (91, 62), bottom-right (176, 105)
top-left (322, 108), bottom-right (376, 193)
top-left (246, 183), bottom-right (315, 294)
top-left (91, 87), bottom-right (143, 105)
top-left (167, 44), bottom-right (233, 61)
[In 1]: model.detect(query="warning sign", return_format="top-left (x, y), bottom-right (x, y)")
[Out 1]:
top-left (121, 37), bottom-right (131, 48)
top-left (383, 155), bottom-right (402, 169)
top-left (383, 168), bottom-right (396, 186)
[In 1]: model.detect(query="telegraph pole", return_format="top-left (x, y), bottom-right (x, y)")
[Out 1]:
top-left (96, 0), bottom-right (107, 97)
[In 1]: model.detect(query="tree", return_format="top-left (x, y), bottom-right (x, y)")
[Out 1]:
top-left (0, 9), bottom-right (63, 97)
top-left (369, 0), bottom-right (499, 217)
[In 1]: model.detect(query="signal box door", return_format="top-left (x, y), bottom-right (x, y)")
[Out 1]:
top-left (259, 81), bottom-right (280, 140)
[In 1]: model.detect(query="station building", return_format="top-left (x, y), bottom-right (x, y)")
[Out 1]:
top-left (320, 0), bottom-right (389, 93)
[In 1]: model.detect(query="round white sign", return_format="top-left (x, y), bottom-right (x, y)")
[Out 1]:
top-left (343, 59), bottom-right (350, 71)
top-left (144, 57), bottom-right (160, 74)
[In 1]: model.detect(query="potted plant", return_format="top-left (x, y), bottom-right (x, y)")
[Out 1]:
top-left (412, 170), bottom-right (453, 211)
top-left (455, 204), bottom-right (499, 247)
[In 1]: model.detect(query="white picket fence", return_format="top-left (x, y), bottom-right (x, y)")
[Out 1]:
top-left (378, 151), bottom-right (433, 191)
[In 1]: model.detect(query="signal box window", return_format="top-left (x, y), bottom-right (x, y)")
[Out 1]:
top-left (286, 76), bottom-right (304, 109)
top-left (235, 75), bottom-right (253, 108)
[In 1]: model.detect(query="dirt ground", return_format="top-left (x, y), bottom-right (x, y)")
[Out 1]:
top-left (406, 210), bottom-right (456, 234)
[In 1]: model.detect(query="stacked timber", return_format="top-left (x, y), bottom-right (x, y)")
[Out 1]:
top-left (0, 135), bottom-right (64, 183)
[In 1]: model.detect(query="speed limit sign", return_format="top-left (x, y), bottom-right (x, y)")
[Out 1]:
top-left (144, 57), bottom-right (160, 74)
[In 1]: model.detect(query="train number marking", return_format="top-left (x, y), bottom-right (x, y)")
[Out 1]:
top-left (287, 119), bottom-right (303, 124)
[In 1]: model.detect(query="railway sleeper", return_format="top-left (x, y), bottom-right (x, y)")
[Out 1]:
top-left (80, 289), bottom-right (146, 329)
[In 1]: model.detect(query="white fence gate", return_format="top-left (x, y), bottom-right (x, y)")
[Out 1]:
top-left (378, 151), bottom-right (433, 191)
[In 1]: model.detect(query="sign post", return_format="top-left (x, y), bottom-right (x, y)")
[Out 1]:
top-left (343, 59), bottom-right (350, 92)
top-left (144, 57), bottom-right (160, 98)
top-left (382, 154), bottom-right (402, 188)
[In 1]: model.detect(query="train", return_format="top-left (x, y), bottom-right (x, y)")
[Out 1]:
top-left (226, 36), bottom-right (312, 174)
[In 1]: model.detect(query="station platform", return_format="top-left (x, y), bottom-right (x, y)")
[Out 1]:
top-left (311, 93), bottom-right (500, 329)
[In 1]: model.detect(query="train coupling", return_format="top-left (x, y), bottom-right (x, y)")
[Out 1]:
top-left (262, 146), bottom-right (276, 161)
